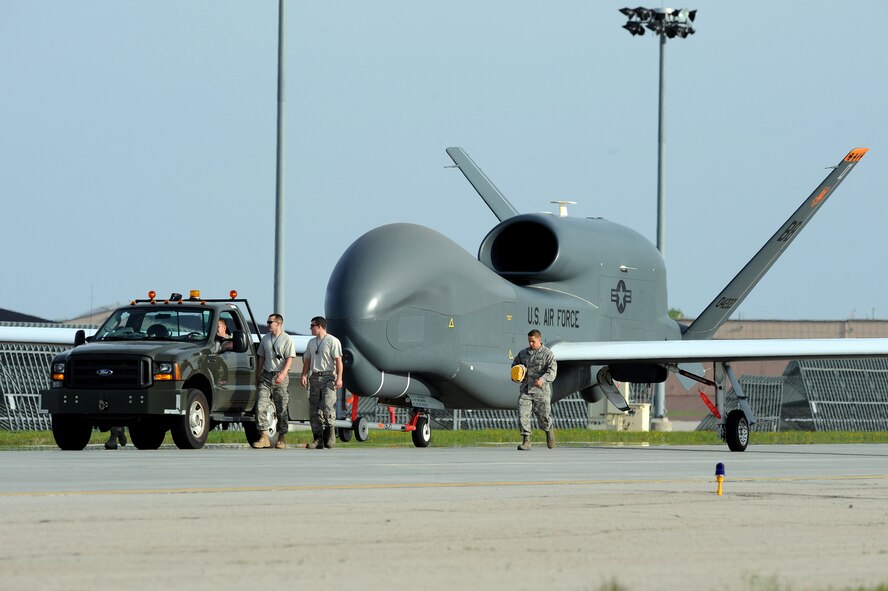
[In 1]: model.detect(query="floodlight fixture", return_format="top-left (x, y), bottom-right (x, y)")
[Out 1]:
top-left (620, 7), bottom-right (696, 39)
top-left (622, 21), bottom-right (645, 36)
top-left (636, 7), bottom-right (652, 21)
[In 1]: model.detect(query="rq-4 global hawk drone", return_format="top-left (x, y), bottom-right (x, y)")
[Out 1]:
top-left (326, 146), bottom-right (888, 451)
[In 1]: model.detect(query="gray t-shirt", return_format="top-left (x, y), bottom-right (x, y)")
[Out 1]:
top-left (304, 334), bottom-right (342, 373)
top-left (258, 332), bottom-right (296, 372)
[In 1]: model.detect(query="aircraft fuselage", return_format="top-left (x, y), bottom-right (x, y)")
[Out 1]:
top-left (326, 214), bottom-right (679, 411)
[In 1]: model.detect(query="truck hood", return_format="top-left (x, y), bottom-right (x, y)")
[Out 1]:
top-left (66, 341), bottom-right (204, 358)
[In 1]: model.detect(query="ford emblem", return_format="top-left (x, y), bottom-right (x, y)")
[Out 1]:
top-left (96, 369), bottom-right (114, 377)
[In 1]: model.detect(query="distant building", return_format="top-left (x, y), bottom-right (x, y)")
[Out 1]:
top-left (61, 305), bottom-right (117, 327)
top-left (0, 308), bottom-right (53, 324)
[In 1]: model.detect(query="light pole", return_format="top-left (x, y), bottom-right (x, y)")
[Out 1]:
top-left (273, 0), bottom-right (286, 318)
top-left (619, 7), bottom-right (696, 422)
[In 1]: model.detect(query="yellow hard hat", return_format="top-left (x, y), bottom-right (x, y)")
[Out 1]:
top-left (511, 364), bottom-right (526, 383)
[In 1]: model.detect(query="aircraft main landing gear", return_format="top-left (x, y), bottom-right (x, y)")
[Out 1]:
top-left (724, 409), bottom-right (749, 452)
top-left (669, 361), bottom-right (756, 452)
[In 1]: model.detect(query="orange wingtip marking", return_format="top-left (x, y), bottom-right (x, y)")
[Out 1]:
top-left (844, 148), bottom-right (868, 162)
top-left (811, 186), bottom-right (830, 208)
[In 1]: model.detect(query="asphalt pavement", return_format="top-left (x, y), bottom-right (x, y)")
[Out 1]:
top-left (1, 443), bottom-right (887, 590)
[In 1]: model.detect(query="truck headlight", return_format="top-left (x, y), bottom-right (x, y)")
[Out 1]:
top-left (52, 362), bottom-right (65, 382)
top-left (154, 362), bottom-right (180, 381)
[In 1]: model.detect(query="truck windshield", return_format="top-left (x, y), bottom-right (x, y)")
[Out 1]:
top-left (95, 308), bottom-right (213, 342)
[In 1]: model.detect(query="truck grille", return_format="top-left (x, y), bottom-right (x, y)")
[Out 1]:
top-left (67, 356), bottom-right (152, 389)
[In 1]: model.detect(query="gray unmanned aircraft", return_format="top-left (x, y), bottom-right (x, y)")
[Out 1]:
top-left (326, 146), bottom-right (888, 450)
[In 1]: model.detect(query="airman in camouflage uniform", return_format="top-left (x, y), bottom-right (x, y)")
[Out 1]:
top-left (512, 329), bottom-right (557, 450)
top-left (253, 313), bottom-right (295, 449)
top-left (301, 316), bottom-right (344, 450)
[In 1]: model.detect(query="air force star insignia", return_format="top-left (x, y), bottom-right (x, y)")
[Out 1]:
top-left (610, 280), bottom-right (632, 314)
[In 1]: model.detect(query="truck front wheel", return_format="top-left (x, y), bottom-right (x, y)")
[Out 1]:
top-left (51, 415), bottom-right (91, 450)
top-left (171, 389), bottom-right (210, 449)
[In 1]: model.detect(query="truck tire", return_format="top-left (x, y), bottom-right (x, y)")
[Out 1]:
top-left (51, 415), bottom-right (92, 450)
top-left (171, 389), bottom-right (210, 449)
top-left (243, 407), bottom-right (281, 447)
top-left (129, 421), bottom-right (167, 450)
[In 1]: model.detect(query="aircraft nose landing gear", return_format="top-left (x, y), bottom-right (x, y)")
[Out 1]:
top-left (410, 413), bottom-right (431, 447)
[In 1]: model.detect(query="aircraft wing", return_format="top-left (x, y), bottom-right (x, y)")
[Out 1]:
top-left (550, 337), bottom-right (888, 364)
top-left (0, 326), bottom-right (91, 346)
top-left (682, 147), bottom-right (868, 340)
top-left (0, 326), bottom-right (314, 354)
top-left (290, 335), bottom-right (311, 355)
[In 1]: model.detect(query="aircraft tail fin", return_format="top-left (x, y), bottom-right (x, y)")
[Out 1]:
top-left (682, 147), bottom-right (868, 340)
top-left (446, 147), bottom-right (519, 222)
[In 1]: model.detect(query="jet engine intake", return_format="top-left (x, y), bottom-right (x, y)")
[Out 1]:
top-left (478, 213), bottom-right (663, 286)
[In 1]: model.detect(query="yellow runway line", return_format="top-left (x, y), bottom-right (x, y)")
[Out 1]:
top-left (2, 473), bottom-right (887, 498)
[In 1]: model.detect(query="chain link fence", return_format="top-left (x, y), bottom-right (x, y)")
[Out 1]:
top-left (5, 328), bottom-right (888, 433)
top-left (0, 343), bottom-right (67, 430)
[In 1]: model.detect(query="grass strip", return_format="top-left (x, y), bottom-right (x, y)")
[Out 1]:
top-left (3, 428), bottom-right (888, 449)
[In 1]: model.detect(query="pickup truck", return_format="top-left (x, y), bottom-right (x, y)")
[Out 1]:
top-left (41, 291), bottom-right (309, 450)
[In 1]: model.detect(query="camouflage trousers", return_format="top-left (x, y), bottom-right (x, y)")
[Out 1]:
top-left (518, 389), bottom-right (553, 437)
top-left (257, 371), bottom-right (289, 434)
top-left (308, 375), bottom-right (337, 435)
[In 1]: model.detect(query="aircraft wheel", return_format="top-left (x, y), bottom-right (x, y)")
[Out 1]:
top-left (337, 427), bottom-right (353, 442)
top-left (353, 416), bottom-right (369, 442)
top-left (411, 416), bottom-right (431, 448)
top-left (129, 421), bottom-right (168, 450)
top-left (51, 414), bottom-right (92, 450)
top-left (171, 389), bottom-right (209, 449)
top-left (725, 409), bottom-right (749, 452)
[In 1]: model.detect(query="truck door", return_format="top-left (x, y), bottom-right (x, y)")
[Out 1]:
top-left (209, 311), bottom-right (254, 413)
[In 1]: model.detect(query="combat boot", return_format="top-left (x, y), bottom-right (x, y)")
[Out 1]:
top-left (104, 432), bottom-right (118, 450)
top-left (517, 435), bottom-right (531, 451)
top-left (275, 434), bottom-right (287, 449)
top-left (252, 433), bottom-right (271, 449)
top-left (116, 427), bottom-right (127, 447)
top-left (324, 427), bottom-right (335, 449)
top-left (305, 432), bottom-right (322, 449)
top-left (546, 429), bottom-right (556, 449)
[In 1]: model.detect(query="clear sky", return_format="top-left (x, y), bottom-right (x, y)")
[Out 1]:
top-left (2, 1), bottom-right (886, 328)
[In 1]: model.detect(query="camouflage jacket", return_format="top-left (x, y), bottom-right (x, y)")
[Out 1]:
top-left (512, 345), bottom-right (557, 395)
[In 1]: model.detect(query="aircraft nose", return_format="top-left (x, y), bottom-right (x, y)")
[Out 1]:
top-left (325, 223), bottom-right (443, 320)
top-left (325, 222), bottom-right (514, 322)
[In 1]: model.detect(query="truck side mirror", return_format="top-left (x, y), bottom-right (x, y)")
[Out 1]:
top-left (74, 329), bottom-right (86, 347)
top-left (232, 330), bottom-right (249, 353)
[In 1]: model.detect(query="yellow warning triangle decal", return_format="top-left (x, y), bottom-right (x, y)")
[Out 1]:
top-left (448, 318), bottom-right (455, 328)
top-left (508, 350), bottom-right (514, 359)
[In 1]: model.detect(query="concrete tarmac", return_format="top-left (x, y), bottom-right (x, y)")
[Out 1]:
top-left (1, 443), bottom-right (887, 591)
